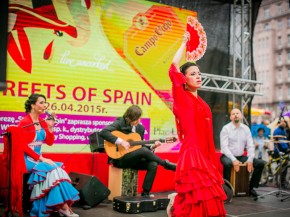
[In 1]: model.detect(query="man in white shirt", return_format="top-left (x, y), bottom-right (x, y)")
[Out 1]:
top-left (220, 108), bottom-right (266, 197)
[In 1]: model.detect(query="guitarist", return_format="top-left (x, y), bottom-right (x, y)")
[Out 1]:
top-left (99, 105), bottom-right (176, 197)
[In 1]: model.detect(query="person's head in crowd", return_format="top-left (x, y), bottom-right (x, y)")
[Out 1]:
top-left (278, 117), bottom-right (287, 129)
top-left (257, 127), bottom-right (265, 137)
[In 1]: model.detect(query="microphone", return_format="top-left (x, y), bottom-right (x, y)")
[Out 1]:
top-left (45, 110), bottom-right (56, 121)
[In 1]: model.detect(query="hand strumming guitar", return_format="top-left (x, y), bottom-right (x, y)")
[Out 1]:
top-left (121, 140), bottom-right (130, 151)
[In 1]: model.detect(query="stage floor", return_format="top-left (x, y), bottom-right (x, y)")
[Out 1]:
top-left (1, 187), bottom-right (290, 217)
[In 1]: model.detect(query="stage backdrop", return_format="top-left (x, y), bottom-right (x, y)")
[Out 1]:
top-left (0, 0), bottom-right (202, 152)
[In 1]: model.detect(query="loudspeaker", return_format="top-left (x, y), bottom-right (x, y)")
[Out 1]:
top-left (69, 172), bottom-right (110, 207)
top-left (88, 131), bottom-right (105, 153)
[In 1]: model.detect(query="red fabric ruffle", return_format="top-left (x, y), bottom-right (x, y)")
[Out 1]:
top-left (169, 64), bottom-right (186, 87)
top-left (173, 194), bottom-right (226, 217)
top-left (173, 147), bottom-right (226, 217)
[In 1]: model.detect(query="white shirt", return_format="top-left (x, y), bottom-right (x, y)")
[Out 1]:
top-left (220, 122), bottom-right (255, 162)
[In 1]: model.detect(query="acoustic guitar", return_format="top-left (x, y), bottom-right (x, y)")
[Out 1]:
top-left (104, 131), bottom-right (177, 159)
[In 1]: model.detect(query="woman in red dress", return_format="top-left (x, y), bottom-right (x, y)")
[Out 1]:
top-left (169, 32), bottom-right (226, 217)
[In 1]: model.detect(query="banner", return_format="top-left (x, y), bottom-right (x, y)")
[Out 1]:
top-left (0, 0), bottom-right (198, 152)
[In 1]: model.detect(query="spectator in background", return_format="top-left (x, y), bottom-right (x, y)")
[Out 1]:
top-left (250, 120), bottom-right (271, 138)
top-left (273, 117), bottom-right (289, 157)
top-left (273, 117), bottom-right (290, 189)
top-left (254, 128), bottom-right (268, 161)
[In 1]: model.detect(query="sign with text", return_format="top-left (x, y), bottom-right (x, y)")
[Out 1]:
top-left (0, 0), bottom-right (198, 152)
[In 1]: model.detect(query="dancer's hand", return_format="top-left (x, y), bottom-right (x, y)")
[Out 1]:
top-left (39, 156), bottom-right (56, 166)
top-left (182, 32), bottom-right (190, 43)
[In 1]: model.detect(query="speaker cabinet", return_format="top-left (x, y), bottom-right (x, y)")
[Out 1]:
top-left (69, 172), bottom-right (110, 207)
top-left (88, 131), bottom-right (105, 153)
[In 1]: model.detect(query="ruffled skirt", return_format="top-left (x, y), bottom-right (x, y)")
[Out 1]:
top-left (172, 147), bottom-right (226, 217)
top-left (27, 162), bottom-right (79, 217)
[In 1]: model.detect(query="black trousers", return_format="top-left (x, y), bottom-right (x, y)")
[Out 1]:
top-left (112, 147), bottom-right (164, 193)
top-left (220, 154), bottom-right (266, 189)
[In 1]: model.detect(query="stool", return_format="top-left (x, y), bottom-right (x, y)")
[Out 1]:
top-left (230, 163), bottom-right (250, 196)
top-left (108, 165), bottom-right (138, 200)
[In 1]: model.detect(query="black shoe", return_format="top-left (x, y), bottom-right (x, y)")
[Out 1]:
top-left (163, 160), bottom-right (176, 171)
top-left (141, 192), bottom-right (155, 198)
top-left (249, 189), bottom-right (260, 197)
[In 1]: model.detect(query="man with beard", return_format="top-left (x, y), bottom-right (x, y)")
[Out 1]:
top-left (220, 108), bottom-right (266, 197)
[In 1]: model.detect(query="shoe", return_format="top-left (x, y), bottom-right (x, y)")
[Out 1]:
top-left (58, 208), bottom-right (79, 217)
top-left (281, 184), bottom-right (287, 190)
top-left (167, 193), bottom-right (177, 217)
top-left (249, 189), bottom-right (260, 197)
top-left (163, 160), bottom-right (176, 171)
top-left (141, 192), bottom-right (155, 198)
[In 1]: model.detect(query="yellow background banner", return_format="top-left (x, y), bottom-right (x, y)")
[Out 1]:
top-left (0, 0), bottom-right (197, 152)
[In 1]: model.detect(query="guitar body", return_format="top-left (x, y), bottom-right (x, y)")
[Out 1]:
top-left (104, 131), bottom-right (142, 159)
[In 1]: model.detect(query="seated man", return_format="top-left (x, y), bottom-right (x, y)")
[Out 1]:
top-left (220, 108), bottom-right (266, 197)
top-left (99, 105), bottom-right (176, 197)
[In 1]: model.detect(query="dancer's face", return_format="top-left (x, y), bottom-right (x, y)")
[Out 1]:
top-left (184, 66), bottom-right (202, 90)
top-left (31, 97), bottom-right (47, 114)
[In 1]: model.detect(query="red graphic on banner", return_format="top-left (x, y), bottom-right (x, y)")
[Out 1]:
top-left (7, 2), bottom-right (92, 73)
top-left (43, 39), bottom-right (54, 60)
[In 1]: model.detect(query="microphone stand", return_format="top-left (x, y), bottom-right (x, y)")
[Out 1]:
top-left (1, 119), bottom-right (46, 217)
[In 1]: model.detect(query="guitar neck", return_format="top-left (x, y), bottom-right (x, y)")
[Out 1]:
top-left (130, 139), bottom-right (164, 146)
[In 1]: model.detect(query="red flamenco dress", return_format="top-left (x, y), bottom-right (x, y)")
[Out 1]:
top-left (169, 64), bottom-right (226, 217)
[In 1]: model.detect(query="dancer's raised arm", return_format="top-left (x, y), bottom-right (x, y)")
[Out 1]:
top-left (172, 32), bottom-right (190, 70)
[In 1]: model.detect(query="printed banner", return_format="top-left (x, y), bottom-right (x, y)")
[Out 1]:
top-left (0, 0), bottom-right (198, 152)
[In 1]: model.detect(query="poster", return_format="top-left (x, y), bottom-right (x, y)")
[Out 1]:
top-left (0, 0), bottom-right (197, 152)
